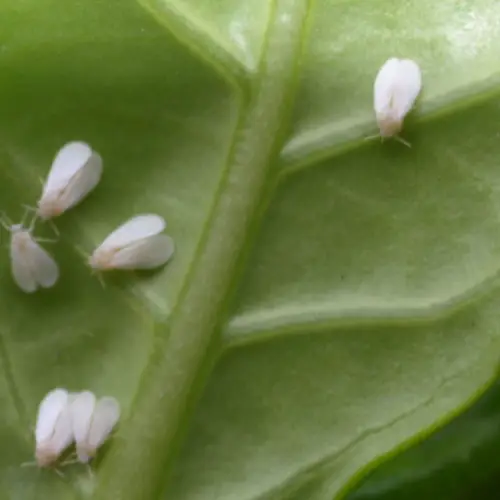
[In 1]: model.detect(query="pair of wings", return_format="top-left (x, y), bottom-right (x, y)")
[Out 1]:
top-left (36, 389), bottom-right (73, 456)
top-left (373, 58), bottom-right (422, 120)
top-left (95, 214), bottom-right (175, 269)
top-left (71, 392), bottom-right (120, 462)
top-left (40, 142), bottom-right (102, 215)
top-left (11, 233), bottom-right (59, 293)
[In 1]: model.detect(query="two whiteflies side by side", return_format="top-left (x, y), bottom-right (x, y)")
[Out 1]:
top-left (30, 388), bottom-right (120, 471)
top-left (373, 57), bottom-right (422, 146)
top-left (2, 141), bottom-right (175, 293)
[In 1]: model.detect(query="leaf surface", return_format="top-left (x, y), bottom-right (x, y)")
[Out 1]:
top-left (0, 0), bottom-right (499, 499)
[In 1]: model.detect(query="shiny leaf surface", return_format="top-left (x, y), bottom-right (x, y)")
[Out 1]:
top-left (0, 1), bottom-right (499, 499)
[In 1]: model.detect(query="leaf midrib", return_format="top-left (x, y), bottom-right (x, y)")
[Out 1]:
top-left (92, 1), bottom-right (312, 499)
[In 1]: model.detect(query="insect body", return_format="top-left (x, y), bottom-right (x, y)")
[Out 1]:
top-left (37, 141), bottom-right (102, 220)
top-left (70, 392), bottom-right (120, 463)
top-left (89, 214), bottom-right (174, 272)
top-left (2, 218), bottom-right (59, 293)
top-left (373, 58), bottom-right (422, 143)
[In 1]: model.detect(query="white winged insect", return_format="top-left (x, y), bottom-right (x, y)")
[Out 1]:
top-left (36, 141), bottom-right (103, 221)
top-left (70, 393), bottom-right (120, 463)
top-left (0, 212), bottom-right (59, 293)
top-left (88, 214), bottom-right (175, 273)
top-left (27, 388), bottom-right (74, 469)
top-left (373, 57), bottom-right (422, 147)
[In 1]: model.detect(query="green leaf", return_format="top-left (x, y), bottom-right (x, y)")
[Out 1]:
top-left (1, 0), bottom-right (500, 499)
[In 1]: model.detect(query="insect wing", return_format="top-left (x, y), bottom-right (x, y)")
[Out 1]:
top-left (29, 240), bottom-right (59, 289)
top-left (42, 142), bottom-right (93, 196)
top-left (50, 403), bottom-right (74, 456)
top-left (87, 397), bottom-right (120, 450)
top-left (390, 59), bottom-right (421, 119)
top-left (70, 391), bottom-right (96, 444)
top-left (11, 239), bottom-right (37, 293)
top-left (36, 389), bottom-right (69, 444)
top-left (51, 151), bottom-right (103, 212)
top-left (110, 234), bottom-right (175, 269)
top-left (98, 214), bottom-right (166, 252)
top-left (374, 58), bottom-right (401, 115)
